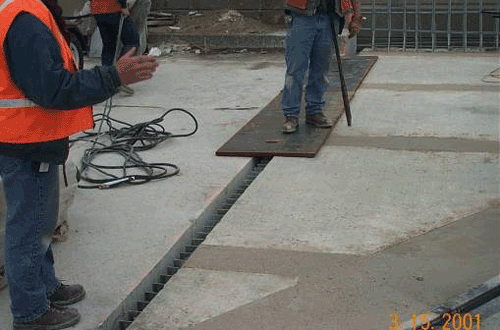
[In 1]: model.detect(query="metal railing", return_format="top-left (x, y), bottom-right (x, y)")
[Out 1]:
top-left (359, 0), bottom-right (500, 51)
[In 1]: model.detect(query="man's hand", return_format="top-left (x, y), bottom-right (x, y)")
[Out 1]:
top-left (343, 12), bottom-right (357, 38)
top-left (121, 8), bottom-right (130, 16)
top-left (116, 48), bottom-right (159, 86)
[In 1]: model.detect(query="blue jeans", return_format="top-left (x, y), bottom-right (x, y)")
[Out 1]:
top-left (95, 13), bottom-right (140, 66)
top-left (281, 13), bottom-right (340, 118)
top-left (0, 155), bottom-right (61, 323)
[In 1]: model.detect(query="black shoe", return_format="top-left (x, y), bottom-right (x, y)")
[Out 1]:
top-left (305, 113), bottom-right (333, 128)
top-left (49, 283), bottom-right (86, 306)
top-left (282, 116), bottom-right (299, 134)
top-left (13, 304), bottom-right (80, 330)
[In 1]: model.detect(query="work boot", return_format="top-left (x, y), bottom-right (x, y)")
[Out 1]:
top-left (282, 116), bottom-right (299, 134)
top-left (49, 283), bottom-right (86, 306)
top-left (13, 304), bottom-right (80, 330)
top-left (305, 113), bottom-right (333, 128)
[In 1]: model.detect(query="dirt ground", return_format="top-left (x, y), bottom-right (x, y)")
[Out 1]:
top-left (168, 9), bottom-right (282, 35)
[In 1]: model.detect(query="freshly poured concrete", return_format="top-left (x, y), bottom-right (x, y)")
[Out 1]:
top-left (358, 53), bottom-right (499, 86)
top-left (131, 206), bottom-right (499, 330)
top-left (202, 53), bottom-right (498, 254)
top-left (0, 53), bottom-right (287, 330)
top-left (339, 53), bottom-right (499, 140)
top-left (128, 268), bottom-right (298, 330)
top-left (129, 52), bottom-right (499, 330)
top-left (204, 149), bottom-right (499, 254)
top-left (333, 90), bottom-right (499, 140)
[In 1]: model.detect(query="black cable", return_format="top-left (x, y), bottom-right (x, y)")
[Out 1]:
top-left (70, 103), bottom-right (198, 189)
top-left (66, 12), bottom-right (198, 189)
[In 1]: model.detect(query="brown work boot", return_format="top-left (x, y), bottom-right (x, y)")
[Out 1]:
top-left (49, 283), bottom-right (86, 306)
top-left (282, 116), bottom-right (299, 134)
top-left (305, 113), bottom-right (333, 128)
top-left (13, 304), bottom-right (80, 330)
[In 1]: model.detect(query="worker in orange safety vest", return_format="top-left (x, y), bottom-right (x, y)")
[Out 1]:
top-left (0, 0), bottom-right (158, 328)
top-left (281, 0), bottom-right (362, 134)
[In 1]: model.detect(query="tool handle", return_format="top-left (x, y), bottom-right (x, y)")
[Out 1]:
top-left (113, 14), bottom-right (126, 65)
top-left (330, 17), bottom-right (352, 126)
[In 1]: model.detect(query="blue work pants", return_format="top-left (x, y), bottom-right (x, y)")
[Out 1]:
top-left (281, 13), bottom-right (340, 118)
top-left (0, 155), bottom-right (60, 323)
top-left (95, 13), bottom-right (140, 66)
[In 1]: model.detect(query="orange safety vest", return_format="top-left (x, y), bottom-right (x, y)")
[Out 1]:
top-left (0, 0), bottom-right (94, 144)
top-left (285, 0), bottom-right (308, 11)
top-left (90, 0), bottom-right (122, 15)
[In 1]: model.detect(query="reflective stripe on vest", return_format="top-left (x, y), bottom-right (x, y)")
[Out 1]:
top-left (0, 0), bottom-right (15, 12)
top-left (0, 99), bottom-right (37, 108)
top-left (0, 0), bottom-right (94, 143)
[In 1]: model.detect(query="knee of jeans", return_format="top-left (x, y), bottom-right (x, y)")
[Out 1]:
top-left (321, 74), bottom-right (330, 85)
top-left (41, 236), bottom-right (52, 251)
top-left (284, 75), bottom-right (295, 91)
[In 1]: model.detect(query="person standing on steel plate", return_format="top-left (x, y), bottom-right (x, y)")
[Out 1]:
top-left (91, 0), bottom-right (140, 94)
top-left (281, 0), bottom-right (362, 134)
top-left (0, 0), bottom-right (158, 328)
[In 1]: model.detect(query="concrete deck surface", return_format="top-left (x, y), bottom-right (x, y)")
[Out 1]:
top-left (1, 51), bottom-right (499, 330)
top-left (128, 52), bottom-right (499, 330)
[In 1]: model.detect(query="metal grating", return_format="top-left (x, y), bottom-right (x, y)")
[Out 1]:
top-left (115, 157), bottom-right (272, 330)
top-left (358, 0), bottom-right (500, 51)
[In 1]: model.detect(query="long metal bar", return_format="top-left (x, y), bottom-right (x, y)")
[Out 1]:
top-left (432, 0), bottom-right (436, 51)
top-left (371, 0), bottom-right (376, 50)
top-left (113, 14), bottom-right (125, 65)
top-left (415, 0), bottom-right (419, 50)
top-left (388, 0), bottom-right (392, 50)
top-left (330, 18), bottom-right (352, 127)
top-left (403, 0), bottom-right (407, 51)
top-left (463, 0), bottom-right (468, 49)
top-left (479, 0), bottom-right (484, 49)
top-left (497, 2), bottom-right (500, 49)
top-left (447, 0), bottom-right (452, 50)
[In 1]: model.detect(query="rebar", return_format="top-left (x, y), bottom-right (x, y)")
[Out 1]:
top-left (361, 0), bottom-right (499, 51)
top-left (432, 0), bottom-right (436, 51)
top-left (371, 0), bottom-right (376, 50)
top-left (403, 0), bottom-right (408, 50)
top-left (463, 0), bottom-right (468, 49)
top-left (447, 0), bottom-right (452, 50)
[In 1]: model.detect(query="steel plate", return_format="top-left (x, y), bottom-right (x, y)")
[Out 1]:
top-left (216, 56), bottom-right (378, 158)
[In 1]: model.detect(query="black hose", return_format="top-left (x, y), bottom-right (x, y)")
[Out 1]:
top-left (71, 104), bottom-right (198, 189)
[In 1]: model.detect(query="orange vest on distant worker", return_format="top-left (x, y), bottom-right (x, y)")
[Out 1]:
top-left (90, 0), bottom-right (122, 14)
top-left (0, 0), bottom-right (94, 144)
top-left (285, 0), bottom-right (308, 10)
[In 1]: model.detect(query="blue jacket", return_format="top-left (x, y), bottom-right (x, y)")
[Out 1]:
top-left (1, 13), bottom-right (122, 163)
